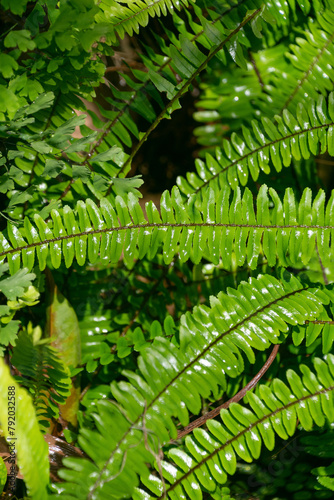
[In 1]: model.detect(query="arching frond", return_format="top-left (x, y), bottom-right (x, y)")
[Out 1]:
top-left (177, 93), bottom-right (334, 194)
top-left (192, 8), bottom-right (334, 150)
top-left (3, 185), bottom-right (334, 273)
top-left (52, 273), bottom-right (327, 499)
top-left (133, 354), bottom-right (334, 499)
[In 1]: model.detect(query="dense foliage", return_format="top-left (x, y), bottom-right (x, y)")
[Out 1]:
top-left (1, 0), bottom-right (334, 499)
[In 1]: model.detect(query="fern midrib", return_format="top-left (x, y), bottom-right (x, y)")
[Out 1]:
top-left (160, 383), bottom-right (334, 498)
top-left (281, 28), bottom-right (334, 113)
top-left (88, 285), bottom-right (310, 497)
top-left (194, 120), bottom-right (334, 195)
top-left (0, 221), bottom-right (332, 258)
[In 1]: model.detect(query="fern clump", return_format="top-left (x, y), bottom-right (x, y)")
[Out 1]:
top-left (1, 0), bottom-right (334, 499)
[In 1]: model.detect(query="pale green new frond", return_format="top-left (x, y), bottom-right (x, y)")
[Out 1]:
top-left (133, 354), bottom-right (334, 499)
top-left (52, 273), bottom-right (328, 499)
top-left (0, 359), bottom-right (49, 499)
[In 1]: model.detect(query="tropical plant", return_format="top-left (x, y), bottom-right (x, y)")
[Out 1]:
top-left (2, 0), bottom-right (334, 499)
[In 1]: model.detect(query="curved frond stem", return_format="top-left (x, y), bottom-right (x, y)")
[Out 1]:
top-left (86, 283), bottom-right (316, 498)
top-left (306, 320), bottom-right (334, 324)
top-left (175, 344), bottom-right (280, 440)
top-left (114, 8), bottom-right (261, 181)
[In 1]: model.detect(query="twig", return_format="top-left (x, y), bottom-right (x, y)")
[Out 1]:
top-left (175, 344), bottom-right (280, 440)
top-left (248, 49), bottom-right (264, 88)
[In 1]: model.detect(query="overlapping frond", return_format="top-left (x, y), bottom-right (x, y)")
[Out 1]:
top-left (3, 184), bottom-right (334, 273)
top-left (1, 1), bottom-right (266, 214)
top-left (178, 93), bottom-right (334, 194)
top-left (52, 273), bottom-right (328, 499)
top-left (133, 355), bottom-right (334, 499)
top-left (192, 7), bottom-right (334, 150)
top-left (83, 1), bottom-right (265, 180)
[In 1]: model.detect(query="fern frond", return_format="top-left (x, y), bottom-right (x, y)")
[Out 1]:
top-left (54, 273), bottom-right (327, 499)
top-left (133, 354), bottom-right (334, 499)
top-left (267, 0), bottom-right (325, 18)
top-left (11, 331), bottom-right (72, 429)
top-left (178, 92), bottom-right (334, 194)
top-left (4, 184), bottom-right (334, 272)
top-left (0, 263), bottom-right (38, 351)
top-left (79, 2), bottom-right (264, 184)
top-left (277, 9), bottom-right (334, 114)
top-left (0, 358), bottom-right (49, 499)
top-left (1, 91), bottom-right (100, 218)
top-left (193, 8), bottom-right (334, 150)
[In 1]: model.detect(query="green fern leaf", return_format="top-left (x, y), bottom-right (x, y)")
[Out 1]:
top-left (132, 354), bottom-right (334, 498)
top-left (3, 185), bottom-right (334, 272)
top-left (177, 93), bottom-right (334, 194)
top-left (97, 0), bottom-right (191, 44)
top-left (55, 273), bottom-right (327, 499)
top-left (11, 330), bottom-right (72, 429)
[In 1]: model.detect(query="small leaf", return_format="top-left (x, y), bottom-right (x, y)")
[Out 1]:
top-left (0, 53), bottom-right (18, 79)
top-left (4, 30), bottom-right (36, 51)
top-left (31, 141), bottom-right (52, 154)
top-left (42, 159), bottom-right (65, 178)
top-left (112, 176), bottom-right (144, 198)
top-left (72, 164), bottom-right (91, 182)
top-left (0, 321), bottom-right (20, 346)
top-left (5, 187), bottom-right (34, 211)
top-left (0, 266), bottom-right (36, 301)
top-left (27, 92), bottom-right (54, 114)
top-left (91, 146), bottom-right (123, 163)
top-left (0, 173), bottom-right (14, 193)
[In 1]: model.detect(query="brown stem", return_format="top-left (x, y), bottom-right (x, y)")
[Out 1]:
top-left (175, 344), bottom-right (280, 440)
top-left (248, 49), bottom-right (264, 88)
